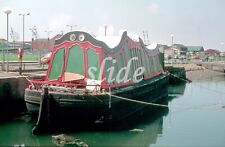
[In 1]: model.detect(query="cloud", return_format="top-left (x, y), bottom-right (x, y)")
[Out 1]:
top-left (48, 13), bottom-right (72, 32)
top-left (148, 3), bottom-right (159, 14)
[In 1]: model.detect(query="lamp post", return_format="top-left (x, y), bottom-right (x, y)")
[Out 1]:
top-left (19, 12), bottom-right (30, 75)
top-left (4, 8), bottom-right (12, 72)
top-left (44, 30), bottom-right (52, 40)
top-left (19, 13), bottom-right (30, 50)
top-left (221, 42), bottom-right (224, 62)
top-left (30, 26), bottom-right (38, 52)
top-left (66, 24), bottom-right (77, 32)
top-left (104, 25), bottom-right (108, 36)
top-left (170, 34), bottom-right (174, 46)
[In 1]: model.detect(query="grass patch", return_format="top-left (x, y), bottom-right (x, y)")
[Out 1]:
top-left (0, 53), bottom-right (40, 61)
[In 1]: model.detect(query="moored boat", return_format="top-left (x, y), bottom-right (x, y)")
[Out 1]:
top-left (25, 31), bottom-right (169, 126)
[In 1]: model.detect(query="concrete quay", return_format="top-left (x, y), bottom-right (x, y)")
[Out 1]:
top-left (0, 70), bottom-right (45, 121)
top-left (165, 62), bottom-right (225, 81)
top-left (194, 61), bottom-right (225, 73)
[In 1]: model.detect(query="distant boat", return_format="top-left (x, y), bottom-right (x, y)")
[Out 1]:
top-left (25, 31), bottom-right (169, 126)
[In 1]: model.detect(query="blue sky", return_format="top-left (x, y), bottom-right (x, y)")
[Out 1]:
top-left (1, 0), bottom-right (225, 50)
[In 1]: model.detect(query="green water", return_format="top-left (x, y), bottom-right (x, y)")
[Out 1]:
top-left (0, 76), bottom-right (225, 146)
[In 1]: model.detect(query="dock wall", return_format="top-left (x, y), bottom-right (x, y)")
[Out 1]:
top-left (195, 62), bottom-right (225, 73)
top-left (0, 77), bottom-right (28, 121)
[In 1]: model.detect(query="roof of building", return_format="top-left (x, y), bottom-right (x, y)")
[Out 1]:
top-left (186, 46), bottom-right (204, 52)
top-left (172, 44), bottom-right (188, 51)
top-left (32, 34), bottom-right (62, 50)
top-left (205, 49), bottom-right (220, 55)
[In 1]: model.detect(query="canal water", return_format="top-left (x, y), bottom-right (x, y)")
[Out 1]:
top-left (0, 75), bottom-right (225, 146)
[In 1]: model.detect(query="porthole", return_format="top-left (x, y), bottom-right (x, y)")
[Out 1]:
top-left (70, 34), bottom-right (76, 41)
top-left (79, 34), bottom-right (85, 41)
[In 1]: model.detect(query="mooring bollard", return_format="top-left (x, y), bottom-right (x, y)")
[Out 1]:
top-left (19, 67), bottom-right (22, 75)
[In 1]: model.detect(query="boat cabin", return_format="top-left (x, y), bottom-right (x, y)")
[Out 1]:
top-left (38, 31), bottom-right (164, 90)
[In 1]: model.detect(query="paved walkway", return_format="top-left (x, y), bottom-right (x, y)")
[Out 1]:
top-left (0, 70), bottom-right (46, 78)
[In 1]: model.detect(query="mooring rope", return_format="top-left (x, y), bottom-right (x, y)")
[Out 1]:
top-left (19, 70), bottom-right (224, 110)
top-left (107, 93), bottom-right (169, 108)
top-left (106, 86), bottom-right (224, 111)
top-left (21, 75), bottom-right (36, 86)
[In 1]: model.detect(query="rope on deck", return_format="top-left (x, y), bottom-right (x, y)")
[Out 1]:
top-left (107, 93), bottom-right (168, 108)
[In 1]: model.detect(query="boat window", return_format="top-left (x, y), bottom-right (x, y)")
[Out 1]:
top-left (137, 49), bottom-right (142, 80)
top-left (151, 57), bottom-right (155, 74)
top-left (146, 56), bottom-right (151, 75)
top-left (117, 53), bottom-right (124, 82)
top-left (48, 47), bottom-right (65, 80)
top-left (135, 48), bottom-right (138, 68)
top-left (124, 45), bottom-right (132, 80)
top-left (139, 49), bottom-right (143, 67)
top-left (124, 44), bottom-right (129, 65)
top-left (144, 52), bottom-right (151, 76)
top-left (155, 56), bottom-right (159, 72)
top-left (158, 54), bottom-right (163, 71)
top-left (87, 49), bottom-right (100, 80)
top-left (155, 55), bottom-right (162, 72)
top-left (130, 48), bottom-right (134, 76)
top-left (64, 45), bottom-right (84, 81)
top-left (113, 59), bottom-right (118, 83)
top-left (104, 54), bottom-right (111, 83)
top-left (141, 50), bottom-right (147, 77)
top-left (134, 48), bottom-right (138, 71)
top-left (155, 55), bottom-right (159, 72)
top-left (136, 49), bottom-right (139, 69)
top-left (105, 56), bottom-right (116, 84)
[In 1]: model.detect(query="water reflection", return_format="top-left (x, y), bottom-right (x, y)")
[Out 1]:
top-left (168, 82), bottom-right (186, 98)
top-left (67, 106), bottom-right (169, 147)
top-left (0, 83), bottom-right (187, 147)
top-left (0, 118), bottom-right (43, 146)
top-left (0, 100), bottom-right (170, 147)
top-left (153, 75), bottom-right (225, 147)
top-left (1, 77), bottom-right (225, 146)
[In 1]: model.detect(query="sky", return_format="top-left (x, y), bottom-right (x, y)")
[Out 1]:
top-left (0, 0), bottom-right (225, 51)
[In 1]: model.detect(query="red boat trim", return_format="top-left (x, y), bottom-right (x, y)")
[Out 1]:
top-left (30, 71), bottom-right (164, 91)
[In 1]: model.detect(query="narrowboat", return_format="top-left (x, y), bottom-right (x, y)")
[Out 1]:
top-left (25, 31), bottom-right (169, 126)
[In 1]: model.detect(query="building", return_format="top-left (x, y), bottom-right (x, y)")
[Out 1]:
top-left (164, 44), bottom-right (187, 59)
top-left (186, 46), bottom-right (204, 59)
top-left (31, 34), bottom-right (62, 53)
top-left (204, 49), bottom-right (220, 61)
top-left (205, 49), bottom-right (219, 56)
top-left (186, 46), bottom-right (204, 52)
top-left (0, 38), bottom-right (31, 53)
top-left (220, 52), bottom-right (225, 57)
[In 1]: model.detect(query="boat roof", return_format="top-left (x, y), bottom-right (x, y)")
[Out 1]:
top-left (54, 31), bottom-right (160, 53)
top-left (95, 36), bottom-right (121, 48)
top-left (146, 43), bottom-right (158, 50)
top-left (96, 33), bottom-right (141, 48)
